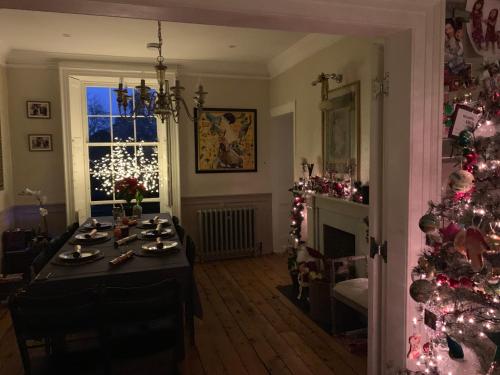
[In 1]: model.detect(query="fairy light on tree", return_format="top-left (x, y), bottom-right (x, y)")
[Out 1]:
top-left (90, 138), bottom-right (159, 197)
top-left (405, 60), bottom-right (500, 374)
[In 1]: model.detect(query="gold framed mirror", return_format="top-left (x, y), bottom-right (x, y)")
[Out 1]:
top-left (321, 81), bottom-right (361, 180)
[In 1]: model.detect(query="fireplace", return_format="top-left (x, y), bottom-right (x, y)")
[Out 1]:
top-left (306, 194), bottom-right (369, 259)
top-left (323, 225), bottom-right (356, 259)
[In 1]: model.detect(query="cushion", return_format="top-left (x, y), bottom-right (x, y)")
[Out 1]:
top-left (333, 278), bottom-right (368, 311)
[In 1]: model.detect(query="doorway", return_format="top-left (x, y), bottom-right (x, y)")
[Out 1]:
top-left (0, 2), bottom-right (444, 373)
top-left (270, 112), bottom-right (294, 253)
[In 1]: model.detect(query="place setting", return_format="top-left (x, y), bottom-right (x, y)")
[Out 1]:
top-left (135, 237), bottom-right (180, 257)
top-left (51, 244), bottom-right (104, 266)
top-left (136, 215), bottom-right (171, 229)
top-left (70, 229), bottom-right (111, 245)
top-left (138, 223), bottom-right (175, 240)
top-left (80, 218), bottom-right (113, 232)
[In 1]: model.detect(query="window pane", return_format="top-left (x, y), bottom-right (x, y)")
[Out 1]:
top-left (112, 87), bottom-right (134, 116)
top-left (91, 204), bottom-right (113, 217)
top-left (89, 146), bottom-right (112, 200)
top-left (90, 175), bottom-right (109, 201)
top-left (136, 117), bottom-right (158, 142)
top-left (134, 88), bottom-right (155, 117)
top-left (139, 168), bottom-right (160, 199)
top-left (141, 202), bottom-right (160, 214)
top-left (112, 118), bottom-right (134, 141)
top-left (87, 87), bottom-right (110, 115)
top-left (136, 145), bottom-right (159, 198)
top-left (88, 117), bottom-right (111, 142)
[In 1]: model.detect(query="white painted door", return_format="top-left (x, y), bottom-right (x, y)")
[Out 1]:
top-left (378, 29), bottom-right (414, 373)
top-left (367, 42), bottom-right (384, 375)
top-left (270, 113), bottom-right (294, 253)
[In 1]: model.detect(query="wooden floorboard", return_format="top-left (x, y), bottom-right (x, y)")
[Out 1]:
top-left (0, 254), bottom-right (366, 375)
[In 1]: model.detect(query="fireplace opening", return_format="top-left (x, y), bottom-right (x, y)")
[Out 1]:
top-left (323, 224), bottom-right (355, 259)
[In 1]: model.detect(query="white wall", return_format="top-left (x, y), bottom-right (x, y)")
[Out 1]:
top-left (0, 66), bottom-right (14, 212)
top-left (270, 36), bottom-right (380, 183)
top-left (7, 67), bottom-right (65, 206)
top-left (177, 74), bottom-right (271, 197)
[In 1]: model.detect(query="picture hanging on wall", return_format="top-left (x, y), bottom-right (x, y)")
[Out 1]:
top-left (466, 0), bottom-right (500, 59)
top-left (27, 101), bottom-right (51, 119)
top-left (28, 134), bottom-right (53, 151)
top-left (322, 81), bottom-right (361, 180)
top-left (194, 108), bottom-right (257, 173)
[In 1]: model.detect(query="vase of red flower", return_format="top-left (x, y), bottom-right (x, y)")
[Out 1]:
top-left (115, 177), bottom-right (146, 217)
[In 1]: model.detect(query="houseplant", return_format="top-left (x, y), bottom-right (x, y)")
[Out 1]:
top-left (114, 177), bottom-right (146, 217)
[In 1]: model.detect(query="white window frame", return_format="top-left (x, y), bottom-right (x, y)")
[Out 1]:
top-left (82, 82), bottom-right (167, 212)
top-left (59, 63), bottom-right (181, 224)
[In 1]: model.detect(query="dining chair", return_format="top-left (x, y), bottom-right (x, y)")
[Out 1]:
top-left (9, 287), bottom-right (100, 375)
top-left (98, 278), bottom-right (184, 372)
top-left (172, 216), bottom-right (185, 244)
top-left (185, 235), bottom-right (196, 268)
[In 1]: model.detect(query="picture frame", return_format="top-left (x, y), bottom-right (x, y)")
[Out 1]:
top-left (449, 104), bottom-right (481, 137)
top-left (28, 134), bottom-right (53, 151)
top-left (321, 81), bottom-right (361, 180)
top-left (194, 107), bottom-right (257, 173)
top-left (26, 101), bottom-right (51, 119)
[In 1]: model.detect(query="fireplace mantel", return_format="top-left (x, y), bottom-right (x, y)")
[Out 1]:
top-left (306, 194), bottom-right (369, 257)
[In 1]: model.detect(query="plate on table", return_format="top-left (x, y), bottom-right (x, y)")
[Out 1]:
top-left (82, 221), bottom-right (112, 231)
top-left (140, 228), bottom-right (175, 239)
top-left (59, 248), bottom-right (101, 262)
top-left (139, 218), bottom-right (170, 228)
top-left (75, 232), bottom-right (109, 241)
top-left (141, 240), bottom-right (179, 253)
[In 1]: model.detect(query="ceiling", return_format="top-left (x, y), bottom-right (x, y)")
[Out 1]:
top-left (0, 9), bottom-right (329, 74)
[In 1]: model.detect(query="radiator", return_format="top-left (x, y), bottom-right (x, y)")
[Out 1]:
top-left (197, 207), bottom-right (257, 261)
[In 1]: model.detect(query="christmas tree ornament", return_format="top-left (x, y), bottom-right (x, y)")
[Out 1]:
top-left (446, 335), bottom-right (464, 359)
top-left (436, 273), bottom-right (450, 286)
top-left (409, 279), bottom-right (435, 303)
top-left (459, 276), bottom-right (474, 289)
top-left (419, 213), bottom-right (440, 233)
top-left (487, 332), bottom-right (500, 364)
top-left (486, 232), bottom-right (500, 251)
top-left (444, 102), bottom-right (454, 116)
top-left (448, 170), bottom-right (475, 193)
top-left (440, 222), bottom-right (462, 242)
top-left (454, 228), bottom-right (467, 256)
top-left (407, 334), bottom-right (421, 360)
top-left (466, 227), bottom-right (490, 272)
top-left (458, 130), bottom-right (474, 147)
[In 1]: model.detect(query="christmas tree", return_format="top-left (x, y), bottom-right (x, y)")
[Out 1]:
top-left (407, 61), bottom-right (500, 374)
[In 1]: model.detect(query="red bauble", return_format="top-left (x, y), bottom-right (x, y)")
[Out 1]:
top-left (449, 278), bottom-right (460, 288)
top-left (459, 277), bottom-right (474, 289)
top-left (422, 342), bottom-right (431, 354)
top-left (464, 152), bottom-right (478, 165)
top-left (436, 274), bottom-right (450, 286)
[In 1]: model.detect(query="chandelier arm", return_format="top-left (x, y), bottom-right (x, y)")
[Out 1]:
top-left (180, 98), bottom-right (195, 121)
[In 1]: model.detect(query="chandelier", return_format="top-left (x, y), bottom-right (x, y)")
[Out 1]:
top-left (114, 21), bottom-right (207, 124)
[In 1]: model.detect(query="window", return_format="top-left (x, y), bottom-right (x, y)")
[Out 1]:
top-left (84, 86), bottom-right (166, 216)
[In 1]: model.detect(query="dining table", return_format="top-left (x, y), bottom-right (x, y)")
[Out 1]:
top-left (30, 213), bottom-right (202, 336)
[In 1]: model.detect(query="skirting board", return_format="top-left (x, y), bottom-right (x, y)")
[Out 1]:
top-left (181, 193), bottom-right (273, 255)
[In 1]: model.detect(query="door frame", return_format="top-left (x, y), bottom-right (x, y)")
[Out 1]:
top-left (4, 0), bottom-right (445, 372)
top-left (270, 102), bottom-right (296, 253)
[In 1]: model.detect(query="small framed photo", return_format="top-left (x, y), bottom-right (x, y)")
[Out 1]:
top-left (28, 134), bottom-right (53, 151)
top-left (449, 104), bottom-right (481, 138)
top-left (26, 101), bottom-right (51, 119)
